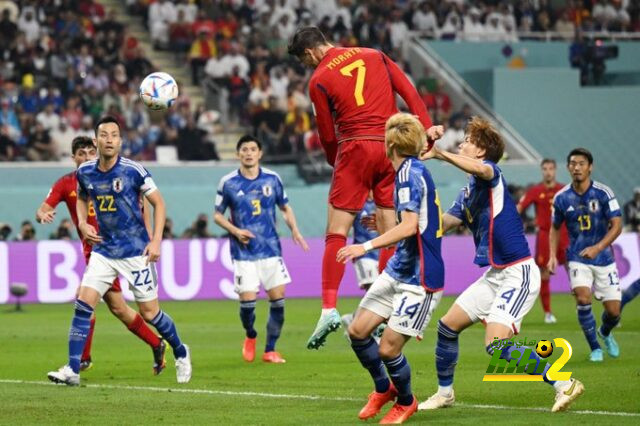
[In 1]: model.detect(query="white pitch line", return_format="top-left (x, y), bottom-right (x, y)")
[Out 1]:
top-left (1, 379), bottom-right (639, 417)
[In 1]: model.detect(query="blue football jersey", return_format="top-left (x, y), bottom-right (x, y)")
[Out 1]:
top-left (353, 199), bottom-right (379, 261)
top-left (447, 161), bottom-right (531, 268)
top-left (552, 181), bottom-right (621, 266)
top-left (77, 157), bottom-right (155, 259)
top-left (215, 168), bottom-right (288, 261)
top-left (385, 157), bottom-right (445, 290)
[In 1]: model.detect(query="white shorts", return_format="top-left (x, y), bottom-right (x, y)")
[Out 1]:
top-left (359, 272), bottom-right (442, 338)
top-left (82, 252), bottom-right (158, 302)
top-left (233, 256), bottom-right (291, 294)
top-left (455, 258), bottom-right (540, 334)
top-left (568, 261), bottom-right (621, 302)
top-left (354, 258), bottom-right (379, 289)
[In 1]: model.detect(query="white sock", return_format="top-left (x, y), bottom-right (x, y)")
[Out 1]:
top-left (438, 385), bottom-right (453, 397)
top-left (552, 379), bottom-right (572, 392)
top-left (321, 308), bottom-right (335, 316)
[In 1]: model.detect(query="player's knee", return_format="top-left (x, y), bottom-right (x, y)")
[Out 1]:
top-left (378, 341), bottom-right (400, 361)
top-left (108, 303), bottom-right (128, 321)
top-left (139, 309), bottom-right (158, 322)
top-left (574, 293), bottom-right (591, 305)
top-left (347, 322), bottom-right (368, 340)
top-left (606, 305), bottom-right (621, 318)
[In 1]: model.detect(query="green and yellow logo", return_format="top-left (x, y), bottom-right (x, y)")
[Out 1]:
top-left (483, 338), bottom-right (573, 382)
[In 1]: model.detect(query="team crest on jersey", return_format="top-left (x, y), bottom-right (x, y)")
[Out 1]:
top-left (112, 177), bottom-right (124, 193)
top-left (262, 185), bottom-right (272, 197)
top-left (588, 199), bottom-right (599, 212)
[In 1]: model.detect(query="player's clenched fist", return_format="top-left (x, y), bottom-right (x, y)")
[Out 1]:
top-left (234, 229), bottom-right (255, 245)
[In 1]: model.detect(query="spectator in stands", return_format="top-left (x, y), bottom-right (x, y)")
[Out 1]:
top-left (592, 0), bottom-right (616, 30)
top-left (440, 13), bottom-right (461, 40)
top-left (438, 115), bottom-right (465, 152)
top-left (610, 0), bottom-right (631, 31)
top-left (413, 1), bottom-right (438, 38)
top-left (50, 118), bottom-right (76, 159)
top-left (228, 66), bottom-right (250, 125)
top-left (170, 9), bottom-right (194, 59)
top-left (176, 114), bottom-right (219, 161)
top-left (463, 7), bottom-right (486, 41)
top-left (163, 217), bottom-right (176, 239)
top-left (51, 218), bottom-right (73, 240)
top-left (26, 121), bottom-right (57, 161)
top-left (17, 9), bottom-right (39, 45)
top-left (0, 221), bottom-right (11, 241)
top-left (0, 9), bottom-right (18, 45)
top-left (189, 29), bottom-right (217, 85)
top-left (422, 80), bottom-right (451, 125)
top-left (36, 102), bottom-right (61, 132)
top-left (389, 7), bottom-right (409, 51)
top-left (149, 0), bottom-right (177, 49)
top-left (624, 188), bottom-right (640, 232)
top-left (0, 99), bottom-right (21, 141)
top-left (255, 96), bottom-right (285, 155)
top-left (14, 220), bottom-right (35, 241)
top-left (0, 126), bottom-right (15, 161)
top-left (176, 0), bottom-right (197, 24)
top-left (449, 103), bottom-right (472, 127)
top-left (182, 213), bottom-right (213, 239)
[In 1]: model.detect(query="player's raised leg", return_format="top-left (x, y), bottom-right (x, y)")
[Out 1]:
top-left (102, 283), bottom-right (166, 375)
top-left (308, 206), bottom-right (355, 349)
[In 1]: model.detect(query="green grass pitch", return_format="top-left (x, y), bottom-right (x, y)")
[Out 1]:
top-left (1, 294), bottom-right (638, 424)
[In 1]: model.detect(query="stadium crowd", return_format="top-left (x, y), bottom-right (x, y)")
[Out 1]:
top-left (1, 0), bottom-right (639, 164)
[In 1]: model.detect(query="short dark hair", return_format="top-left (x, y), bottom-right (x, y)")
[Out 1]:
top-left (567, 147), bottom-right (593, 165)
top-left (94, 115), bottom-right (121, 136)
top-left (71, 136), bottom-right (95, 155)
top-left (236, 135), bottom-right (262, 151)
top-left (287, 26), bottom-right (328, 57)
top-left (541, 158), bottom-right (556, 167)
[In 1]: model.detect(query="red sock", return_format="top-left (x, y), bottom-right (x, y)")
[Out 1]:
top-left (322, 233), bottom-right (347, 309)
top-left (127, 314), bottom-right (161, 348)
top-left (378, 246), bottom-right (396, 273)
top-left (540, 278), bottom-right (551, 313)
top-left (81, 316), bottom-right (96, 362)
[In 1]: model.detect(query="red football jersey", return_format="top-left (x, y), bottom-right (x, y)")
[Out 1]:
top-left (45, 171), bottom-right (98, 257)
top-left (309, 47), bottom-right (432, 165)
top-left (519, 182), bottom-right (569, 236)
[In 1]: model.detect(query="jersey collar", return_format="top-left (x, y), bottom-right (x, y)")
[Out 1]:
top-left (96, 155), bottom-right (121, 174)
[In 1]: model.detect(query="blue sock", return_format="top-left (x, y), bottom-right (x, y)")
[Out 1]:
top-left (599, 311), bottom-right (620, 337)
top-left (487, 340), bottom-right (555, 386)
top-left (265, 298), bottom-right (285, 352)
top-left (351, 337), bottom-right (390, 393)
top-left (68, 300), bottom-right (94, 374)
top-left (577, 303), bottom-right (601, 351)
top-left (621, 279), bottom-right (640, 311)
top-left (435, 320), bottom-right (459, 387)
top-left (240, 300), bottom-right (257, 339)
top-left (150, 310), bottom-right (186, 358)
top-left (383, 354), bottom-right (413, 406)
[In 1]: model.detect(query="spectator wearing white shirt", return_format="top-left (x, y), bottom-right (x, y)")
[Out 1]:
top-left (440, 13), bottom-right (461, 40)
top-left (175, 0), bottom-right (197, 23)
top-left (269, 66), bottom-right (290, 111)
top-left (485, 13), bottom-right (507, 42)
top-left (275, 13), bottom-right (296, 41)
top-left (389, 8), bottom-right (409, 50)
top-left (592, 0), bottom-right (617, 30)
top-left (149, 0), bottom-right (177, 47)
top-left (36, 103), bottom-right (61, 132)
top-left (17, 10), bottom-right (39, 45)
top-left (220, 43), bottom-right (250, 80)
top-left (463, 7), bottom-right (486, 41)
top-left (611, 1), bottom-right (631, 31)
top-left (413, 2), bottom-right (438, 37)
top-left (270, 0), bottom-right (297, 27)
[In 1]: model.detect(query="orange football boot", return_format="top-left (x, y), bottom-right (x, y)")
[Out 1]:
top-left (262, 351), bottom-right (286, 363)
top-left (358, 383), bottom-right (398, 420)
top-left (379, 396), bottom-right (418, 424)
top-left (242, 337), bottom-right (256, 362)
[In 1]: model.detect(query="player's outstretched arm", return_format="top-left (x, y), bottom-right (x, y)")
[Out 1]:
top-left (280, 204), bottom-right (309, 251)
top-left (144, 190), bottom-right (166, 264)
top-left (580, 216), bottom-right (622, 260)
top-left (213, 211), bottom-right (254, 245)
top-left (442, 213), bottom-right (463, 235)
top-left (421, 147), bottom-right (494, 180)
top-left (336, 210), bottom-right (418, 263)
top-left (36, 202), bottom-right (56, 224)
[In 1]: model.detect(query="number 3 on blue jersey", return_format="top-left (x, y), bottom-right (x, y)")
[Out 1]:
top-left (251, 199), bottom-right (261, 216)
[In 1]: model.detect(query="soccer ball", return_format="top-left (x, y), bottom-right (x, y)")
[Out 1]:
top-left (139, 72), bottom-right (179, 110)
top-left (536, 340), bottom-right (554, 358)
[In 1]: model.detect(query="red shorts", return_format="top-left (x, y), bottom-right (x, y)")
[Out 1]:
top-left (84, 249), bottom-right (122, 292)
top-left (535, 230), bottom-right (568, 268)
top-left (329, 139), bottom-right (394, 211)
